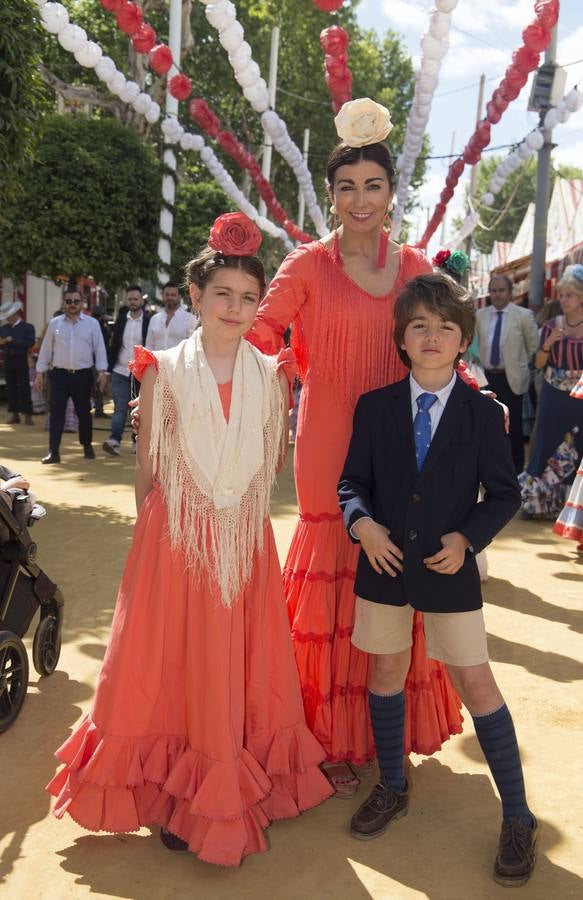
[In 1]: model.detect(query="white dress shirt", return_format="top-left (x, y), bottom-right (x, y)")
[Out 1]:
top-left (113, 312), bottom-right (144, 376)
top-left (350, 372), bottom-right (458, 538)
top-left (485, 305), bottom-right (508, 369)
top-left (145, 307), bottom-right (197, 351)
top-left (36, 313), bottom-right (108, 373)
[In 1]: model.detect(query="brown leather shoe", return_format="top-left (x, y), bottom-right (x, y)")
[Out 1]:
top-left (8, 413), bottom-right (20, 424)
top-left (494, 816), bottom-right (538, 887)
top-left (41, 451), bottom-right (61, 464)
top-left (160, 828), bottom-right (188, 852)
top-left (350, 780), bottom-right (409, 841)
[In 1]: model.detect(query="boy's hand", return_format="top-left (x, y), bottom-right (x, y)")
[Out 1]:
top-left (353, 518), bottom-right (403, 577)
top-left (129, 397), bottom-right (140, 434)
top-left (423, 532), bottom-right (470, 575)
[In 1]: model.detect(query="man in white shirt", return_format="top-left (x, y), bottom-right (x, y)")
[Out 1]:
top-left (103, 285), bottom-right (151, 456)
top-left (475, 275), bottom-right (538, 471)
top-left (145, 282), bottom-right (197, 351)
top-left (36, 285), bottom-right (108, 463)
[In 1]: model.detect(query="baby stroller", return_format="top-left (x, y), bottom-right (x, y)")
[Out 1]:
top-left (0, 466), bottom-right (64, 732)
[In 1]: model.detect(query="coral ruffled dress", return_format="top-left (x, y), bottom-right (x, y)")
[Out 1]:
top-left (47, 354), bottom-right (332, 867)
top-left (247, 242), bottom-right (463, 764)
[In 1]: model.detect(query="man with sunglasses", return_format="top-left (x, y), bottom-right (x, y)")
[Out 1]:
top-left (35, 286), bottom-right (108, 464)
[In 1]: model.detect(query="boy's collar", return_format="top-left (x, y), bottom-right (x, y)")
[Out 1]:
top-left (409, 370), bottom-right (457, 402)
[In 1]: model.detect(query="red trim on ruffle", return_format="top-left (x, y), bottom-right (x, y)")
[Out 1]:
top-left (299, 511), bottom-right (343, 522)
top-left (283, 567), bottom-right (356, 583)
top-left (128, 345), bottom-right (158, 381)
top-left (553, 521), bottom-right (583, 540)
top-left (292, 625), bottom-right (353, 644)
top-left (301, 682), bottom-right (368, 705)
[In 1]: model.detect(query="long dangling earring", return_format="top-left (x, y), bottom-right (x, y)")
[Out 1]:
top-left (330, 204), bottom-right (342, 266)
top-left (376, 209), bottom-right (391, 269)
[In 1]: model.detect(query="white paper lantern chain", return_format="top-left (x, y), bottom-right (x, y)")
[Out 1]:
top-left (393, 0), bottom-right (459, 239)
top-left (36, 0), bottom-right (292, 251)
top-left (200, 0), bottom-right (327, 237)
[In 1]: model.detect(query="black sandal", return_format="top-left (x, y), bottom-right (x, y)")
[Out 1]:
top-left (160, 828), bottom-right (189, 852)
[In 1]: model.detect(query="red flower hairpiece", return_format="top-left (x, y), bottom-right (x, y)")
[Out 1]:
top-left (208, 212), bottom-right (262, 257)
top-left (432, 249), bottom-right (451, 268)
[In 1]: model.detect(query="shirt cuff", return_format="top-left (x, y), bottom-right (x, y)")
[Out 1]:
top-left (350, 516), bottom-right (372, 540)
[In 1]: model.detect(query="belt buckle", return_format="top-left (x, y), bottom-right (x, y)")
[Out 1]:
top-left (67, 368), bottom-right (76, 374)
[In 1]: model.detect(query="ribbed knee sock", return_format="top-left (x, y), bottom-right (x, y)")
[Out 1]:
top-left (368, 689), bottom-right (406, 793)
top-left (472, 703), bottom-right (532, 824)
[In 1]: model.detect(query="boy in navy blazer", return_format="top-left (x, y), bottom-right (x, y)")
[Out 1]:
top-left (338, 273), bottom-right (536, 887)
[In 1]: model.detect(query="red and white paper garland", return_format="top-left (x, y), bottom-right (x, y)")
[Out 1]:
top-left (320, 26), bottom-right (352, 114)
top-left (36, 1), bottom-right (293, 251)
top-left (198, 0), bottom-right (327, 237)
top-left (393, 0), bottom-right (458, 239)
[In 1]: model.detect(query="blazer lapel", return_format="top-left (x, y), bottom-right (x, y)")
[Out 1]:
top-left (388, 379), bottom-right (418, 479)
top-left (416, 376), bottom-right (468, 481)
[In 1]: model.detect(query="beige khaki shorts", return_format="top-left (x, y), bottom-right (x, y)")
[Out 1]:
top-left (352, 597), bottom-right (489, 667)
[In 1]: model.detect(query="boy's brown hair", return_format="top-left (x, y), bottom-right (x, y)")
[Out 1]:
top-left (394, 271), bottom-right (476, 368)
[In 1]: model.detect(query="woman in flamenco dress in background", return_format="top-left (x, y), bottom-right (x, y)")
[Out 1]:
top-left (47, 216), bottom-right (332, 866)
top-left (247, 100), bottom-right (463, 796)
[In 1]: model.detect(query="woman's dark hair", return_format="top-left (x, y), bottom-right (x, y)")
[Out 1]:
top-left (185, 246), bottom-right (266, 296)
top-left (326, 142), bottom-right (396, 192)
top-left (394, 272), bottom-right (475, 368)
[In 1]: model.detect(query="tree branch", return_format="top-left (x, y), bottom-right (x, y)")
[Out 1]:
top-left (40, 65), bottom-right (122, 112)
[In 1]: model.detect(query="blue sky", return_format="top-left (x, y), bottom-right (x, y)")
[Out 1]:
top-left (356, 0), bottom-right (583, 252)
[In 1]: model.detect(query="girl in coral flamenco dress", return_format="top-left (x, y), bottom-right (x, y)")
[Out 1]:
top-left (246, 99), bottom-right (463, 797)
top-left (47, 214), bottom-right (332, 867)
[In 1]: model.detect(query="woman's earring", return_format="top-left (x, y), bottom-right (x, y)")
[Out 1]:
top-left (330, 204), bottom-right (336, 215)
top-left (376, 209), bottom-right (392, 269)
top-left (331, 208), bottom-right (342, 265)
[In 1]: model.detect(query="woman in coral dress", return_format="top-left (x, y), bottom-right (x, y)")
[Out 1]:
top-left (247, 100), bottom-right (462, 795)
top-left (47, 215), bottom-right (332, 867)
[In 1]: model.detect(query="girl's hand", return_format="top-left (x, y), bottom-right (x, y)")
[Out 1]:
top-left (129, 397), bottom-right (141, 435)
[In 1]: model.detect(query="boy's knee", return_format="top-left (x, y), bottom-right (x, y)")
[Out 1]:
top-left (447, 662), bottom-right (504, 715)
top-left (369, 650), bottom-right (410, 694)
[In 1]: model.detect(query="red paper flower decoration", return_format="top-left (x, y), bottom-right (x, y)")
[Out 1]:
top-left (320, 26), bottom-right (352, 113)
top-left (189, 98), bottom-right (221, 138)
top-left (320, 25), bottom-right (349, 54)
top-left (100, 0), bottom-right (124, 11)
top-left (115, 1), bottom-right (143, 36)
top-left (168, 74), bottom-right (192, 101)
top-left (486, 100), bottom-right (502, 125)
top-left (208, 213), bottom-right (262, 257)
top-left (535, 0), bottom-right (559, 30)
top-left (522, 22), bottom-right (551, 53)
top-left (149, 44), bottom-right (174, 75)
top-left (314, 0), bottom-right (345, 11)
top-left (512, 46), bottom-right (540, 73)
top-left (132, 23), bottom-right (157, 54)
top-left (432, 250), bottom-right (451, 268)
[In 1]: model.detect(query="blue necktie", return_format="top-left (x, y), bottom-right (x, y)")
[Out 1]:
top-left (414, 392), bottom-right (438, 471)
top-left (490, 310), bottom-right (503, 367)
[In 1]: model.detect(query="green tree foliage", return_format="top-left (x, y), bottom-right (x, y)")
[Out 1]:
top-left (471, 156), bottom-right (583, 254)
top-left (0, 0), bottom-right (50, 191)
top-left (0, 115), bottom-right (161, 291)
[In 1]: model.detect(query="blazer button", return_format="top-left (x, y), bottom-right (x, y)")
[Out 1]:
top-left (408, 529), bottom-right (418, 541)
top-left (412, 493), bottom-right (421, 503)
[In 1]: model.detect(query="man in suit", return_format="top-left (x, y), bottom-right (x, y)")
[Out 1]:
top-left (0, 300), bottom-right (35, 425)
top-left (103, 285), bottom-right (150, 456)
top-left (338, 274), bottom-right (536, 887)
top-left (475, 275), bottom-right (538, 471)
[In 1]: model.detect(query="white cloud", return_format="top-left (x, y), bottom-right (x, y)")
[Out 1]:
top-left (379, 0), bottom-right (428, 33)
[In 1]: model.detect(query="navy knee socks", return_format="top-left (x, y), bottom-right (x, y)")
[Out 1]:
top-left (472, 703), bottom-right (533, 824)
top-left (368, 689), bottom-right (406, 793)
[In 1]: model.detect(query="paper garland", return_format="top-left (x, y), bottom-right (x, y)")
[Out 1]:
top-left (36, 1), bottom-right (293, 252)
top-left (415, 0), bottom-right (557, 250)
top-left (320, 26), bottom-right (352, 114)
top-left (393, 0), bottom-right (459, 239)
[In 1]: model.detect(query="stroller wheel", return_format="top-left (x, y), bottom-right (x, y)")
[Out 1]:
top-left (33, 614), bottom-right (61, 677)
top-left (0, 631), bottom-right (29, 733)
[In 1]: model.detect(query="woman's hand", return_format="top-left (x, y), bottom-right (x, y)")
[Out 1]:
top-left (3, 476), bottom-right (30, 492)
top-left (542, 323), bottom-right (565, 350)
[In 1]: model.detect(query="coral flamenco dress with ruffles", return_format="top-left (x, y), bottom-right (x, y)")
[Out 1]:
top-left (246, 242), bottom-right (463, 764)
top-left (47, 346), bottom-right (332, 868)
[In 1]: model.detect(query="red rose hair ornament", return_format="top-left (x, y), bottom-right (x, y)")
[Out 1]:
top-left (208, 213), bottom-right (262, 257)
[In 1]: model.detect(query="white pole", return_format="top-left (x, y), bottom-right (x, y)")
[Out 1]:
top-left (258, 26), bottom-right (280, 218)
top-left (156, 0), bottom-right (182, 300)
top-left (297, 129), bottom-right (310, 232)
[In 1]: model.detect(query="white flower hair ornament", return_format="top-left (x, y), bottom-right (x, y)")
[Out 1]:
top-left (334, 98), bottom-right (393, 147)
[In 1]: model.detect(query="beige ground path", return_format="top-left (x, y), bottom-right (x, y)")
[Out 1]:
top-left (0, 420), bottom-right (581, 900)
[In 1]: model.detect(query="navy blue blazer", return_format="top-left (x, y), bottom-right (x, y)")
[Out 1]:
top-left (338, 375), bottom-right (520, 613)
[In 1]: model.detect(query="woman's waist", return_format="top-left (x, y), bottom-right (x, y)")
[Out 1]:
top-left (544, 368), bottom-right (582, 391)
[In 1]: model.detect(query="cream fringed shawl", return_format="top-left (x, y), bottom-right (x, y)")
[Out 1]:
top-left (150, 331), bottom-right (286, 607)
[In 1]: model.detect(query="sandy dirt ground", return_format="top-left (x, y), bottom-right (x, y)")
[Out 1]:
top-left (0, 416), bottom-right (582, 900)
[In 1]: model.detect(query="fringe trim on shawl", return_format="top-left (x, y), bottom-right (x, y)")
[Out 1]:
top-left (292, 243), bottom-right (410, 407)
top-left (150, 364), bottom-right (286, 608)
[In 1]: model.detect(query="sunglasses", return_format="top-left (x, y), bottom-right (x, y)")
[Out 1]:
top-left (64, 298), bottom-right (82, 305)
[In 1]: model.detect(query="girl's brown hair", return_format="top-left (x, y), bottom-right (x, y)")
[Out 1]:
top-left (185, 246), bottom-right (266, 296)
top-left (394, 272), bottom-right (475, 367)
